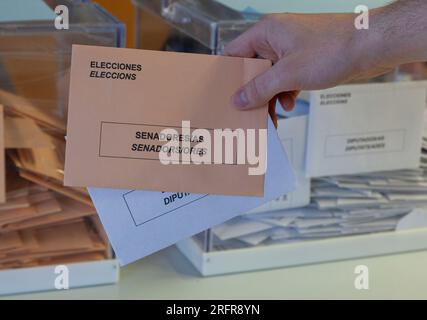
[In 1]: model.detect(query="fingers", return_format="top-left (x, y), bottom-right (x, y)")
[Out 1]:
top-left (224, 35), bottom-right (256, 58)
top-left (225, 16), bottom-right (298, 115)
top-left (223, 20), bottom-right (267, 58)
top-left (232, 61), bottom-right (293, 110)
top-left (278, 90), bottom-right (300, 111)
top-left (268, 96), bottom-right (278, 128)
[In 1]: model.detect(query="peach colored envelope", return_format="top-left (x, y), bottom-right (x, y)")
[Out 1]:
top-left (64, 45), bottom-right (271, 196)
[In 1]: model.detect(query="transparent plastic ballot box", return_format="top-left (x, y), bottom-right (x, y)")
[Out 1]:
top-left (133, 0), bottom-right (391, 54)
top-left (0, 0), bottom-right (124, 296)
top-left (173, 88), bottom-right (427, 276)
top-left (133, 0), bottom-right (427, 276)
top-left (0, 0), bottom-right (125, 119)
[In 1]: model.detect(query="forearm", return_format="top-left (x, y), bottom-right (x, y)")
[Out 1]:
top-left (357, 0), bottom-right (427, 74)
top-left (225, 1), bottom-right (427, 109)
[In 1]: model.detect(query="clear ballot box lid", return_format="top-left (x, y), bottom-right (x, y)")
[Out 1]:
top-left (133, 0), bottom-right (390, 53)
top-left (0, 0), bottom-right (125, 118)
top-left (0, 0), bottom-right (125, 46)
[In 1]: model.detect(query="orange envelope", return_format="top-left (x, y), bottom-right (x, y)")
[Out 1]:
top-left (64, 45), bottom-right (271, 196)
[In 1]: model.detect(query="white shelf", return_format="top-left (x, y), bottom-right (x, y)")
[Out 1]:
top-left (177, 228), bottom-right (427, 276)
top-left (0, 259), bottom-right (119, 296)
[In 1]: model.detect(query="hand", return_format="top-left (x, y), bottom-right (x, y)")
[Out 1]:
top-left (224, 12), bottom-right (395, 114)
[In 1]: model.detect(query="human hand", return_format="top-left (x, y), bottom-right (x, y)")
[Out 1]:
top-left (224, 12), bottom-right (395, 115)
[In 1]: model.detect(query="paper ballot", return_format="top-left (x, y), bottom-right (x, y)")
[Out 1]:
top-left (64, 45), bottom-right (271, 196)
top-left (89, 119), bottom-right (295, 265)
top-left (306, 82), bottom-right (427, 177)
top-left (246, 115), bottom-right (310, 213)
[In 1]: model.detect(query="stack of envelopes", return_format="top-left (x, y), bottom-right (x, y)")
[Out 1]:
top-left (0, 219), bottom-right (107, 269)
top-left (213, 179), bottom-right (427, 248)
top-left (213, 171), bottom-right (427, 248)
top-left (0, 90), bottom-right (109, 270)
top-left (211, 113), bottom-right (427, 249)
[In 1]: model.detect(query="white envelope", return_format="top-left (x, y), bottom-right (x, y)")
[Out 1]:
top-left (397, 208), bottom-right (427, 231)
top-left (88, 119), bottom-right (296, 265)
top-left (213, 218), bottom-right (272, 241)
top-left (306, 81), bottom-right (427, 177)
top-left (247, 115), bottom-right (310, 214)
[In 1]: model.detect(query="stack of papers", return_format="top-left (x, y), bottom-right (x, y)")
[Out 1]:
top-left (1, 170), bottom-right (97, 234)
top-left (0, 90), bottom-right (109, 270)
top-left (212, 206), bottom-right (410, 248)
top-left (211, 110), bottom-right (427, 250)
top-left (0, 220), bottom-right (106, 270)
top-left (1, 89), bottom-right (92, 206)
top-left (212, 209), bottom-right (427, 250)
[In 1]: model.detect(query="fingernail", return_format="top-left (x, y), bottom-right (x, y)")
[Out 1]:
top-left (283, 97), bottom-right (293, 111)
top-left (233, 89), bottom-right (249, 109)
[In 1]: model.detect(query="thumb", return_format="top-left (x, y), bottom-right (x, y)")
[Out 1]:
top-left (232, 61), bottom-right (292, 110)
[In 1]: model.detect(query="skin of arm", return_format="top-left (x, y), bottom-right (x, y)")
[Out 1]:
top-left (224, 0), bottom-right (427, 120)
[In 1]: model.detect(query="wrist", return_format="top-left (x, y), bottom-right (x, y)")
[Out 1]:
top-left (362, 5), bottom-right (427, 68)
top-left (348, 8), bottom-right (393, 80)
